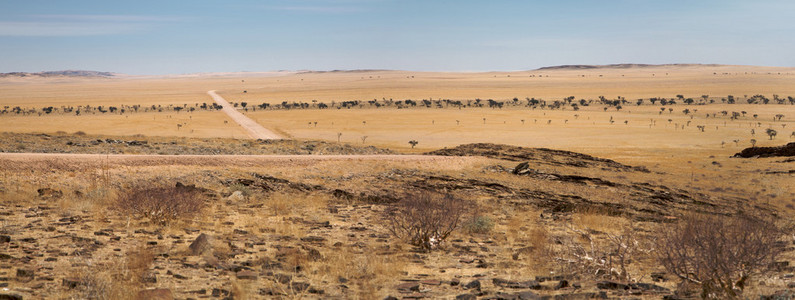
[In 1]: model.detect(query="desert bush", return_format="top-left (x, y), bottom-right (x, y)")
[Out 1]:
top-left (655, 213), bottom-right (785, 299)
top-left (115, 184), bottom-right (204, 225)
top-left (463, 215), bottom-right (495, 234)
top-left (383, 192), bottom-right (469, 251)
top-left (555, 225), bottom-right (650, 281)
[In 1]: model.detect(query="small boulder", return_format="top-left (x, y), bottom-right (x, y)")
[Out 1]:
top-left (188, 233), bottom-right (212, 255)
top-left (0, 235), bottom-right (9, 243)
top-left (463, 279), bottom-right (481, 291)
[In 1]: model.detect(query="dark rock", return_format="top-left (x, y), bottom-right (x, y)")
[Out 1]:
top-left (0, 235), bottom-right (9, 243)
top-left (554, 279), bottom-right (569, 289)
top-left (464, 279), bottom-right (481, 291)
top-left (290, 282), bottom-right (311, 292)
top-left (396, 282), bottom-right (420, 293)
top-left (513, 162), bottom-right (532, 175)
top-left (450, 278), bottom-right (460, 286)
top-left (0, 293), bottom-right (23, 300)
top-left (734, 142), bottom-right (795, 158)
top-left (596, 281), bottom-right (629, 290)
top-left (456, 294), bottom-right (477, 300)
top-left (62, 277), bottom-right (83, 289)
top-left (136, 288), bottom-right (173, 300)
top-left (516, 291), bottom-right (541, 300)
top-left (211, 288), bottom-right (230, 297)
top-left (651, 272), bottom-right (666, 282)
top-left (384, 296), bottom-right (399, 300)
top-left (16, 268), bottom-right (34, 278)
top-left (421, 279), bottom-right (441, 286)
top-left (632, 282), bottom-right (669, 292)
top-left (188, 233), bottom-right (212, 255)
top-left (233, 229), bottom-right (249, 235)
top-left (236, 270), bottom-right (258, 280)
top-left (492, 278), bottom-right (541, 289)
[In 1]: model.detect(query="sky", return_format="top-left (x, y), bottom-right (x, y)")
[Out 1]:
top-left (1, 0), bottom-right (794, 75)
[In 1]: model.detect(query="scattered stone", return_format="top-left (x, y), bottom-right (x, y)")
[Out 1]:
top-left (397, 282), bottom-right (420, 293)
top-left (188, 233), bottom-right (212, 255)
top-left (236, 270), bottom-right (258, 280)
top-left (464, 279), bottom-right (481, 291)
top-left (62, 277), bottom-right (83, 289)
top-left (136, 288), bottom-right (173, 300)
top-left (212, 288), bottom-right (230, 297)
top-left (555, 280), bottom-right (569, 289)
top-left (0, 235), bottom-right (9, 243)
top-left (0, 293), bottom-right (23, 300)
top-left (492, 278), bottom-right (541, 289)
top-left (651, 272), bottom-right (666, 282)
top-left (516, 291), bottom-right (541, 300)
top-left (596, 281), bottom-right (629, 290)
top-left (456, 294), bottom-right (477, 300)
top-left (421, 279), bottom-right (441, 286)
top-left (16, 268), bottom-right (34, 279)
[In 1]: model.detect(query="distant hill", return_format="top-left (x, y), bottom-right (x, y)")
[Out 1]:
top-left (0, 70), bottom-right (114, 78)
top-left (535, 63), bottom-right (721, 71)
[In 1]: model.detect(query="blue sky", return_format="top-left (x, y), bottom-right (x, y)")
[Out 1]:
top-left (1, 0), bottom-right (793, 74)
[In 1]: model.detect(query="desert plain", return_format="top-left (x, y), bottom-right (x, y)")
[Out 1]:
top-left (0, 64), bottom-right (794, 299)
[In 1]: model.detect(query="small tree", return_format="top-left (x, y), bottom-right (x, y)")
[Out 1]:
top-left (766, 128), bottom-right (777, 140)
top-left (361, 135), bottom-right (368, 144)
top-left (408, 140), bottom-right (418, 148)
top-left (750, 139), bottom-right (757, 147)
top-left (336, 132), bottom-right (342, 143)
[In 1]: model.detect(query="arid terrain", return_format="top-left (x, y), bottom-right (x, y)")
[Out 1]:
top-left (1, 64), bottom-right (794, 299)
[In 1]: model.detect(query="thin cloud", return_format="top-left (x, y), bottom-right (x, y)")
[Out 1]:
top-left (0, 14), bottom-right (183, 37)
top-left (267, 5), bottom-right (365, 13)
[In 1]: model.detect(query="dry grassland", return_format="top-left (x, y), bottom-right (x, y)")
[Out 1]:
top-left (1, 65), bottom-right (794, 298)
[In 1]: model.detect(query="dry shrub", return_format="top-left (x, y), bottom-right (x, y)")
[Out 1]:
top-left (115, 183), bottom-right (204, 225)
top-left (655, 213), bottom-right (786, 299)
top-left (555, 223), bottom-right (651, 282)
top-left (384, 192), bottom-right (469, 251)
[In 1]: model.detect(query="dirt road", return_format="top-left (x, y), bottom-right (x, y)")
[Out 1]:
top-left (208, 90), bottom-right (283, 139)
top-left (0, 152), bottom-right (475, 167)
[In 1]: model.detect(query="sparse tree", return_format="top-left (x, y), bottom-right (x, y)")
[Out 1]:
top-left (337, 132), bottom-right (342, 143)
top-left (408, 140), bottom-right (418, 149)
top-left (766, 128), bottom-right (777, 140)
top-left (361, 135), bottom-right (368, 144)
top-left (750, 139), bottom-right (757, 147)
